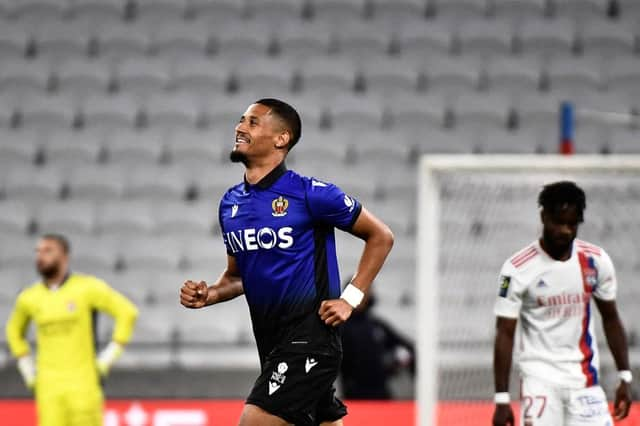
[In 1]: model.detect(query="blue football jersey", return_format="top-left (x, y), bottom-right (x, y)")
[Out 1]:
top-left (218, 163), bottom-right (362, 362)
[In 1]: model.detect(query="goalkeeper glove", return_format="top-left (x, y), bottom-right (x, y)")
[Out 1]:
top-left (17, 355), bottom-right (36, 389)
top-left (96, 341), bottom-right (124, 376)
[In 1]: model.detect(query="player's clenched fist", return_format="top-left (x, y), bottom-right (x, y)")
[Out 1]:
top-left (318, 299), bottom-right (353, 327)
top-left (492, 404), bottom-right (515, 426)
top-left (180, 280), bottom-right (208, 309)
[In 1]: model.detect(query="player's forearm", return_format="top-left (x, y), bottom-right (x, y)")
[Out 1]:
top-left (206, 271), bottom-right (243, 306)
top-left (493, 327), bottom-right (515, 392)
top-left (351, 227), bottom-right (394, 292)
top-left (602, 315), bottom-right (630, 371)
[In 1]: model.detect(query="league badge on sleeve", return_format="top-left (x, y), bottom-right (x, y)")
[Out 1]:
top-left (499, 276), bottom-right (511, 297)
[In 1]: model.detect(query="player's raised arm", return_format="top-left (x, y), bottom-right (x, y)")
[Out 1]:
top-left (5, 294), bottom-right (36, 389)
top-left (319, 207), bottom-right (394, 327)
top-left (180, 255), bottom-right (244, 309)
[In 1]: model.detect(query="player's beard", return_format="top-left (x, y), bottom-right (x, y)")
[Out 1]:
top-left (229, 150), bottom-right (249, 165)
top-left (37, 261), bottom-right (60, 281)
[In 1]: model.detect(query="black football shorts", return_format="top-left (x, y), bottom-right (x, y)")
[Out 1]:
top-left (246, 350), bottom-right (347, 425)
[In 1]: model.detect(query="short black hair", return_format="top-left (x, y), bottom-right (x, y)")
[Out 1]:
top-left (41, 233), bottom-right (70, 254)
top-left (255, 98), bottom-right (302, 151)
top-left (538, 181), bottom-right (586, 222)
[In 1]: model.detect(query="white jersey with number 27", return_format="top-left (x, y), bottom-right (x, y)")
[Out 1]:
top-left (494, 239), bottom-right (617, 388)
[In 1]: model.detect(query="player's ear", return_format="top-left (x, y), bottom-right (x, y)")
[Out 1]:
top-left (274, 130), bottom-right (291, 150)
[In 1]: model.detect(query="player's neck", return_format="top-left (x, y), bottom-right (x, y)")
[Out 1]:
top-left (539, 238), bottom-right (572, 261)
top-left (244, 156), bottom-right (285, 185)
top-left (43, 268), bottom-right (69, 288)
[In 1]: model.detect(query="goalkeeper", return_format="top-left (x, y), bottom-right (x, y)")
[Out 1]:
top-left (5, 234), bottom-right (138, 426)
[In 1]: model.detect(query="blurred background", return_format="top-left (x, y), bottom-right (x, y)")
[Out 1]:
top-left (0, 0), bottom-right (639, 424)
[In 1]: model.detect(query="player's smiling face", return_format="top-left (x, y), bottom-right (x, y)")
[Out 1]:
top-left (541, 205), bottom-right (580, 258)
top-left (232, 103), bottom-right (287, 164)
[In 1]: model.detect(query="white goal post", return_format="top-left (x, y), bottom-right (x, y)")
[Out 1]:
top-left (417, 155), bottom-right (640, 426)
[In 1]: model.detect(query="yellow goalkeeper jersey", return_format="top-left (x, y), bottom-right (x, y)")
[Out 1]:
top-left (5, 273), bottom-right (138, 384)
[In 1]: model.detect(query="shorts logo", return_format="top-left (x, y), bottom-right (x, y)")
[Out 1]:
top-left (268, 362), bottom-right (288, 395)
top-left (499, 276), bottom-right (511, 297)
top-left (305, 357), bottom-right (318, 373)
top-left (272, 196), bottom-right (289, 217)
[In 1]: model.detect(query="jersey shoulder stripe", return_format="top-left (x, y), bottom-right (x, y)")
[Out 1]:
top-left (510, 245), bottom-right (539, 268)
top-left (575, 239), bottom-right (602, 256)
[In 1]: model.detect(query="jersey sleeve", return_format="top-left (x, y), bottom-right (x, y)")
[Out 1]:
top-left (88, 277), bottom-right (139, 344)
top-left (305, 179), bottom-right (362, 231)
top-left (593, 249), bottom-right (617, 301)
top-left (5, 292), bottom-right (32, 358)
top-left (493, 261), bottom-right (526, 319)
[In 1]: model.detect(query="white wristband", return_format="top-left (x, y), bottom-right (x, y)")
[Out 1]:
top-left (618, 370), bottom-right (632, 383)
top-left (340, 283), bottom-right (364, 308)
top-left (494, 392), bottom-right (510, 404)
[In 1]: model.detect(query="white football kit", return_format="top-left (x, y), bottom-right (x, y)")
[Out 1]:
top-left (494, 239), bottom-right (616, 426)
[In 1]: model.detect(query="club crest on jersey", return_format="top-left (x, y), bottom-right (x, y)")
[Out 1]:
top-left (67, 301), bottom-right (76, 312)
top-left (272, 196), bottom-right (289, 217)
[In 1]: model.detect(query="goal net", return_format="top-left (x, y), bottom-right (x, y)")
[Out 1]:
top-left (417, 155), bottom-right (640, 426)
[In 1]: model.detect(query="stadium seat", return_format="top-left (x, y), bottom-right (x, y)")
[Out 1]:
top-left (473, 127), bottom-right (542, 153)
top-left (424, 55), bottom-right (481, 100)
top-left (416, 128), bottom-right (472, 153)
top-left (350, 130), bottom-right (412, 165)
top-left (333, 21), bottom-right (393, 58)
top-left (0, 268), bottom-right (31, 305)
top-left (4, 165), bottom-right (64, 202)
top-left (578, 20), bottom-right (635, 59)
top-left (546, 56), bottom-right (602, 98)
top-left (100, 270), bottom-right (150, 306)
top-left (385, 93), bottom-right (446, 131)
top-left (293, 129), bottom-right (350, 165)
top-left (0, 98), bottom-right (15, 129)
top-left (181, 236), bottom-right (228, 271)
top-left (359, 55), bottom-right (421, 97)
top-left (71, 0), bottom-right (127, 23)
top-left (80, 93), bottom-right (140, 130)
top-left (95, 22), bottom-right (151, 62)
top-left (171, 57), bottom-right (230, 100)
top-left (102, 127), bottom-right (164, 167)
top-left (114, 57), bottom-right (172, 101)
top-left (309, 0), bottom-right (367, 24)
top-left (457, 17), bottom-right (514, 58)
top-left (18, 93), bottom-right (77, 130)
top-left (604, 56), bottom-right (640, 105)
top-left (32, 20), bottom-right (91, 63)
top-left (0, 236), bottom-right (38, 271)
top-left (233, 57), bottom-right (296, 95)
top-left (153, 200), bottom-right (214, 237)
top-left (188, 0), bottom-right (245, 24)
top-left (214, 21), bottom-right (274, 62)
top-left (246, 0), bottom-right (305, 24)
top-left (274, 21), bottom-right (332, 59)
top-left (0, 201), bottom-right (33, 237)
top-left (484, 56), bottom-right (541, 96)
top-left (609, 128), bottom-right (640, 154)
top-left (66, 234), bottom-right (120, 273)
top-left (518, 17), bottom-right (575, 59)
top-left (513, 92), bottom-right (561, 138)
top-left (148, 19), bottom-right (211, 59)
top-left (133, 0), bottom-right (189, 23)
top-left (278, 94), bottom-right (324, 131)
top-left (553, 0), bottom-right (607, 20)
top-left (36, 200), bottom-right (96, 236)
top-left (118, 236), bottom-right (183, 272)
top-left (96, 200), bottom-right (155, 237)
top-left (44, 129), bottom-right (102, 166)
top-left (451, 92), bottom-right (511, 131)
top-left (432, 0), bottom-right (489, 21)
top-left (297, 57), bottom-right (358, 98)
top-left (53, 58), bottom-right (113, 102)
top-left (9, 0), bottom-right (69, 25)
top-left (0, 129), bottom-right (39, 166)
top-left (0, 58), bottom-right (52, 101)
top-left (370, 0), bottom-right (426, 23)
top-left (192, 161), bottom-right (242, 202)
top-left (493, 0), bottom-right (546, 22)
top-left (128, 305), bottom-right (177, 345)
top-left (325, 93), bottom-right (385, 132)
top-left (165, 128), bottom-right (226, 166)
top-left (174, 300), bottom-right (246, 344)
top-left (0, 20), bottom-right (31, 58)
top-left (125, 165), bottom-right (188, 201)
top-left (66, 164), bottom-right (127, 201)
top-left (142, 92), bottom-right (202, 130)
top-left (396, 20), bottom-right (453, 62)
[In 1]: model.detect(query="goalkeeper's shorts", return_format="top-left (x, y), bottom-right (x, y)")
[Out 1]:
top-left (35, 382), bottom-right (103, 426)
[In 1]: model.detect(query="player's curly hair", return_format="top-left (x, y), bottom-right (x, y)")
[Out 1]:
top-left (255, 98), bottom-right (302, 151)
top-left (538, 181), bottom-right (586, 222)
